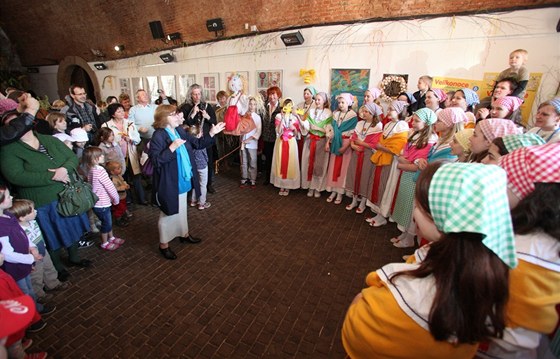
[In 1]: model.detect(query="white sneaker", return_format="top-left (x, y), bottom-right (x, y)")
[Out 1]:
top-left (307, 189), bottom-right (314, 197)
top-left (314, 190), bottom-right (321, 198)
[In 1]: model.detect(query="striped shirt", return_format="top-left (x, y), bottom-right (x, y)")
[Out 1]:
top-left (87, 165), bottom-right (120, 208)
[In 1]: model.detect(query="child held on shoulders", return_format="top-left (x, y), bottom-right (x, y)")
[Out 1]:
top-left (105, 161), bottom-right (131, 227)
top-left (6, 199), bottom-right (70, 303)
top-left (82, 147), bottom-right (125, 251)
top-left (495, 49), bottom-right (530, 99)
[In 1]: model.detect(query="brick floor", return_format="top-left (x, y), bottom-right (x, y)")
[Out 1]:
top-left (30, 168), bottom-right (411, 358)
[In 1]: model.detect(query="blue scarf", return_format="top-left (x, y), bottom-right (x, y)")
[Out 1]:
top-left (165, 127), bottom-right (192, 194)
top-left (330, 112), bottom-right (357, 155)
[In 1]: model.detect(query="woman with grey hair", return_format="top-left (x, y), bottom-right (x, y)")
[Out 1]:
top-left (179, 84), bottom-right (218, 193)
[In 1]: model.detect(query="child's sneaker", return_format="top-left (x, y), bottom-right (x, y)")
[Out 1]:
top-left (190, 201), bottom-right (198, 207)
top-left (100, 241), bottom-right (120, 251)
top-left (198, 202), bottom-right (211, 210)
top-left (39, 305), bottom-right (56, 316)
top-left (125, 210), bottom-right (133, 218)
top-left (250, 181), bottom-right (256, 189)
top-left (26, 320), bottom-right (47, 333)
top-left (239, 180), bottom-right (248, 188)
top-left (78, 240), bottom-right (94, 249)
top-left (109, 237), bottom-right (125, 245)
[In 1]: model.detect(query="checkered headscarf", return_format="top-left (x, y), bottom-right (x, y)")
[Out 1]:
top-left (493, 96), bottom-right (524, 113)
top-left (502, 133), bottom-right (545, 154)
top-left (391, 100), bottom-right (409, 115)
top-left (364, 103), bottom-right (382, 117)
top-left (437, 107), bottom-right (468, 127)
top-left (429, 163), bottom-right (517, 268)
top-left (414, 108), bottom-right (437, 125)
top-left (478, 118), bottom-right (522, 142)
top-left (430, 88), bottom-right (447, 102)
top-left (454, 129), bottom-right (474, 152)
top-left (368, 87), bottom-right (382, 100)
top-left (499, 142), bottom-right (560, 200)
top-left (460, 88), bottom-right (480, 106)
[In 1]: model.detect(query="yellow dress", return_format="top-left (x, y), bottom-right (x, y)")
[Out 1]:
top-left (342, 270), bottom-right (477, 359)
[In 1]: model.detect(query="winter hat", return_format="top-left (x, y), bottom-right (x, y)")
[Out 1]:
top-left (0, 295), bottom-right (36, 339)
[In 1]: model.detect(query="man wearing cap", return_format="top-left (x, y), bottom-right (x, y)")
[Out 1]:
top-left (61, 85), bottom-right (99, 144)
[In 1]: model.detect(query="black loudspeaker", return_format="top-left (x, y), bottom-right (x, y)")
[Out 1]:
top-left (206, 18), bottom-right (224, 32)
top-left (149, 21), bottom-right (164, 40)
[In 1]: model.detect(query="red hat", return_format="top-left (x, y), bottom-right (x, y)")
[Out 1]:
top-left (0, 295), bottom-right (36, 339)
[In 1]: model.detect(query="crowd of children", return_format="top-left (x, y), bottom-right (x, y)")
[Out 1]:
top-left (0, 47), bottom-right (559, 357)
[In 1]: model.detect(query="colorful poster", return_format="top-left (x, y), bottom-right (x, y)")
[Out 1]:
top-left (256, 70), bottom-right (282, 101)
top-left (199, 73), bottom-right (220, 104)
top-left (330, 69), bottom-right (370, 112)
top-left (482, 72), bottom-right (542, 126)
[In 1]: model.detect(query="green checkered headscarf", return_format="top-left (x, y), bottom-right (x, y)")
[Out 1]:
top-left (428, 163), bottom-right (517, 268)
top-left (414, 108), bottom-right (437, 125)
top-left (502, 133), bottom-right (545, 154)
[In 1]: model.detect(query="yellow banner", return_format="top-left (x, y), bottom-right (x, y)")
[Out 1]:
top-left (432, 77), bottom-right (486, 100)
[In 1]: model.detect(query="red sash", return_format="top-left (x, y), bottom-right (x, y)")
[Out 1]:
top-left (332, 136), bottom-right (350, 181)
top-left (353, 151), bottom-right (365, 193)
top-left (280, 140), bottom-right (290, 179)
top-left (307, 134), bottom-right (322, 181)
top-left (370, 166), bottom-right (383, 203)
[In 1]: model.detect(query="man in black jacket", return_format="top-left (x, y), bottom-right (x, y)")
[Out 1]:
top-left (180, 84), bottom-right (218, 193)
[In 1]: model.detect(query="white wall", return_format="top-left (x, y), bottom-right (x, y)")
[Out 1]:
top-left (29, 8), bottom-right (560, 118)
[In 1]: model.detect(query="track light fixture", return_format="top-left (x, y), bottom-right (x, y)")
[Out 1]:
top-left (166, 32), bottom-right (181, 41)
top-left (94, 63), bottom-right (107, 70)
top-left (114, 45), bottom-right (125, 52)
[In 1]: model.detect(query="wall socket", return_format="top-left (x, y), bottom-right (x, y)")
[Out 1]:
top-left (250, 25), bottom-right (258, 32)
top-left (244, 23), bottom-right (249, 30)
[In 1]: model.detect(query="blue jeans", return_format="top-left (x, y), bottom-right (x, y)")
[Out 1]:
top-left (93, 206), bottom-right (113, 233)
top-left (16, 275), bottom-right (44, 312)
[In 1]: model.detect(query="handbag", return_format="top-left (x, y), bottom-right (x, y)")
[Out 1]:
top-left (141, 141), bottom-right (153, 176)
top-left (56, 169), bottom-right (99, 217)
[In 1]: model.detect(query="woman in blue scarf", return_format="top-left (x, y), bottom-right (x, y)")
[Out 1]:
top-left (149, 105), bottom-right (225, 260)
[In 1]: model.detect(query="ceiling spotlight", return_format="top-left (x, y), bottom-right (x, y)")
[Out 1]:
top-left (159, 53), bottom-right (174, 63)
top-left (94, 63), bottom-right (107, 70)
top-left (166, 32), bottom-right (181, 41)
top-left (114, 45), bottom-right (125, 52)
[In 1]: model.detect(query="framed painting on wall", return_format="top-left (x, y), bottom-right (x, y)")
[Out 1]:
top-left (225, 71), bottom-right (250, 95)
top-left (199, 73), bottom-right (220, 104)
top-left (177, 74), bottom-right (196, 104)
top-left (256, 70), bottom-right (282, 101)
top-left (119, 78), bottom-right (130, 96)
top-left (130, 77), bottom-right (143, 103)
top-left (160, 75), bottom-right (176, 100)
top-left (330, 69), bottom-right (370, 112)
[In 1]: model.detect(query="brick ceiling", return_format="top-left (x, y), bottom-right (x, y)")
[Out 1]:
top-left (0, 0), bottom-right (556, 67)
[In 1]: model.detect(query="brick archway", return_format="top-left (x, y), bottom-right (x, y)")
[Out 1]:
top-left (57, 56), bottom-right (100, 103)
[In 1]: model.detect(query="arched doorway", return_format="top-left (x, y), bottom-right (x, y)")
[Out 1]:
top-left (57, 56), bottom-right (101, 104)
